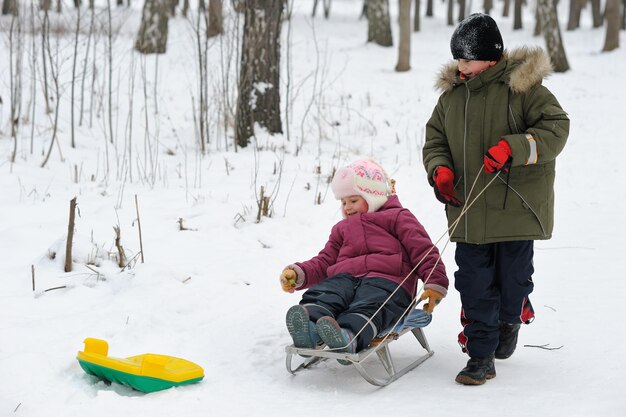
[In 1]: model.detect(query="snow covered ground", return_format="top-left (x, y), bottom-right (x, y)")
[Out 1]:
top-left (1, 1), bottom-right (625, 416)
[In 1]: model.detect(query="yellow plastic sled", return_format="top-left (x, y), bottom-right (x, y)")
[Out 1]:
top-left (77, 338), bottom-right (204, 393)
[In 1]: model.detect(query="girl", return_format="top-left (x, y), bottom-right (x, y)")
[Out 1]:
top-left (280, 159), bottom-right (449, 361)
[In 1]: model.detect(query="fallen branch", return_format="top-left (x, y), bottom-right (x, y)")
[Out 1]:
top-left (523, 343), bottom-right (564, 351)
top-left (44, 285), bottom-right (67, 293)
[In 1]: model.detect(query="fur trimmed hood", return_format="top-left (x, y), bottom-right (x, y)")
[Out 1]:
top-left (435, 46), bottom-right (553, 94)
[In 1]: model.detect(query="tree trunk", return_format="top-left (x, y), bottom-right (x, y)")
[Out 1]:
top-left (312, 0), bottom-right (331, 18)
top-left (396, 0), bottom-right (411, 71)
top-left (40, 0), bottom-right (51, 11)
top-left (602, 0), bottom-right (620, 51)
top-left (538, 0), bottom-right (570, 72)
top-left (566, 0), bottom-right (583, 30)
top-left (169, 0), bottom-right (178, 16)
top-left (533, 1), bottom-right (541, 35)
top-left (182, 0), bottom-right (189, 16)
top-left (2, 0), bottom-right (17, 14)
top-left (513, 0), bottom-right (523, 29)
top-left (426, 0), bottom-right (433, 16)
top-left (458, 0), bottom-right (466, 22)
top-left (484, 0), bottom-right (493, 14)
top-left (447, 0), bottom-right (454, 25)
top-left (135, 0), bottom-right (169, 54)
top-left (590, 0), bottom-right (603, 27)
top-left (234, 0), bottom-right (284, 148)
top-left (503, 0), bottom-right (511, 16)
top-left (413, 0), bottom-right (420, 31)
top-left (367, 0), bottom-right (393, 46)
top-left (207, 0), bottom-right (223, 37)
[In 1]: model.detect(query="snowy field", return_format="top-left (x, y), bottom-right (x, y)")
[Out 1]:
top-left (1, 1), bottom-right (625, 416)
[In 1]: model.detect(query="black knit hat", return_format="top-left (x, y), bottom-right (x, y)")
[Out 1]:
top-left (450, 13), bottom-right (504, 61)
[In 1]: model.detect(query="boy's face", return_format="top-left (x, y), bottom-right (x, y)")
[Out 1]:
top-left (457, 59), bottom-right (497, 79)
top-left (341, 195), bottom-right (369, 217)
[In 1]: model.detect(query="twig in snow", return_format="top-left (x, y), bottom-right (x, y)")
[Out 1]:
top-left (14, 403), bottom-right (21, 412)
top-left (113, 226), bottom-right (127, 268)
top-left (31, 265), bottom-right (35, 291)
top-left (65, 197), bottom-right (77, 273)
top-left (134, 194), bottom-right (144, 263)
top-left (44, 285), bottom-right (67, 293)
top-left (544, 304), bottom-right (557, 312)
top-left (524, 343), bottom-right (564, 351)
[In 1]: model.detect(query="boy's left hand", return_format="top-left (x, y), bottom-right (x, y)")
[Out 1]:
top-left (419, 289), bottom-right (444, 313)
top-left (484, 139), bottom-right (513, 173)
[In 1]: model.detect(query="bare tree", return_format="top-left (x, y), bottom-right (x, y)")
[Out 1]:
top-left (458, 0), bottom-right (466, 21)
top-left (590, 0), bottom-right (603, 27)
top-left (8, 10), bottom-right (23, 163)
top-left (234, 0), bottom-right (284, 147)
top-left (367, 0), bottom-right (392, 46)
top-left (413, 0), bottom-right (421, 30)
top-left (602, 0), bottom-right (620, 51)
top-left (396, 0), bottom-right (411, 71)
top-left (566, 0), bottom-right (584, 30)
top-left (207, 0), bottom-right (223, 37)
top-left (513, 0), bottom-right (523, 29)
top-left (538, 0), bottom-right (570, 72)
top-left (312, 0), bottom-right (331, 18)
top-left (503, 0), bottom-right (511, 16)
top-left (169, 0), bottom-right (178, 16)
top-left (447, 0), bottom-right (454, 25)
top-left (425, 0), bottom-right (433, 16)
top-left (135, 0), bottom-right (169, 54)
top-left (2, 0), bottom-right (17, 15)
top-left (484, 0), bottom-right (493, 14)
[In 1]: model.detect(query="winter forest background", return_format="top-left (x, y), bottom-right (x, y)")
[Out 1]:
top-left (1, 0), bottom-right (625, 416)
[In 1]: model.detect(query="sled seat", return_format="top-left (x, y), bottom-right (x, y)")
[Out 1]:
top-left (285, 308), bottom-right (434, 387)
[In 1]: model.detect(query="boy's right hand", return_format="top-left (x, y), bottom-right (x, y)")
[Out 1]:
top-left (280, 269), bottom-right (298, 293)
top-left (433, 166), bottom-right (462, 207)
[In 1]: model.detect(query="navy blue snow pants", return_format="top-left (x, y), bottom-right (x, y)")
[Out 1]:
top-left (455, 241), bottom-right (535, 359)
top-left (300, 274), bottom-right (412, 351)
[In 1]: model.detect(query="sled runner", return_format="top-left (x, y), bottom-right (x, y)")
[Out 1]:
top-left (77, 338), bottom-right (204, 393)
top-left (285, 308), bottom-right (433, 387)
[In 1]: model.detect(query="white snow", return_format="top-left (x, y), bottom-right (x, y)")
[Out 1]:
top-left (1, 1), bottom-right (625, 416)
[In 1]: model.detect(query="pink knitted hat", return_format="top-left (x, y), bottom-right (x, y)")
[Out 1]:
top-left (331, 159), bottom-right (391, 213)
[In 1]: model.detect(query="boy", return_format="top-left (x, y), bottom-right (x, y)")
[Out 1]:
top-left (422, 14), bottom-right (569, 385)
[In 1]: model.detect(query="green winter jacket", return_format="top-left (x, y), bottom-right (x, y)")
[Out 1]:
top-left (423, 47), bottom-right (570, 244)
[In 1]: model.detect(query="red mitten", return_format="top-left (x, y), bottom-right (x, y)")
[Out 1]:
top-left (484, 140), bottom-right (513, 173)
top-left (433, 166), bottom-right (462, 207)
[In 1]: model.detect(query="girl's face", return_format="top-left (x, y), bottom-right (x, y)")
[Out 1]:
top-left (457, 59), bottom-right (497, 79)
top-left (341, 195), bottom-right (369, 217)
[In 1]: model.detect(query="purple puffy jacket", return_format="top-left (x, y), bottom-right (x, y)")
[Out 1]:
top-left (288, 195), bottom-right (449, 298)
